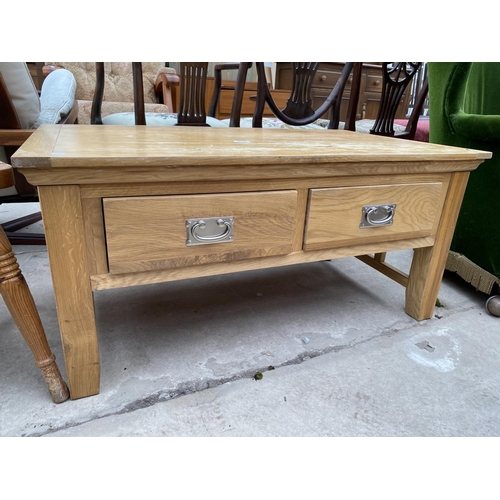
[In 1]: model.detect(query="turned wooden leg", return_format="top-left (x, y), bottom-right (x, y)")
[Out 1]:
top-left (0, 226), bottom-right (69, 403)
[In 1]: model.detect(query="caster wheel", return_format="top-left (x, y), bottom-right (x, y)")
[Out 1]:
top-left (486, 295), bottom-right (500, 317)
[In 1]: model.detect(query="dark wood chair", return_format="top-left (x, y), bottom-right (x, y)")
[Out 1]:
top-left (92, 62), bottom-right (251, 127)
top-left (345, 62), bottom-right (428, 140)
top-left (0, 62), bottom-right (78, 245)
top-left (250, 62), bottom-right (359, 129)
top-left (0, 161), bottom-right (69, 403)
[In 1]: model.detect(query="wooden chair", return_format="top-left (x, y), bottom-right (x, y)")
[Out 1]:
top-left (248, 62), bottom-right (358, 130)
top-left (0, 161), bottom-right (69, 403)
top-left (345, 62), bottom-right (429, 140)
top-left (92, 62), bottom-right (250, 127)
top-left (0, 62), bottom-right (79, 245)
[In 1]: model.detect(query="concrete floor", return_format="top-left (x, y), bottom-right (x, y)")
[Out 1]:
top-left (1, 202), bottom-right (499, 437)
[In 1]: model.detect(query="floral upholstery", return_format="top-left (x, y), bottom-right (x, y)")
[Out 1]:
top-left (46, 62), bottom-right (175, 124)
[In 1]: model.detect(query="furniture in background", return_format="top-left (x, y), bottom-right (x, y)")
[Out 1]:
top-left (240, 62), bottom-right (356, 129)
top-left (12, 125), bottom-right (489, 398)
top-left (427, 62), bottom-right (500, 315)
top-left (44, 62), bottom-right (178, 124)
top-left (0, 62), bottom-right (78, 245)
top-left (94, 62), bottom-right (249, 127)
top-left (0, 161), bottom-right (69, 403)
top-left (274, 62), bottom-right (412, 122)
top-left (344, 62), bottom-right (429, 141)
top-left (207, 63), bottom-right (291, 121)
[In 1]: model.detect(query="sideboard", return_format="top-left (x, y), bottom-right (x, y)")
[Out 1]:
top-left (274, 62), bottom-right (412, 121)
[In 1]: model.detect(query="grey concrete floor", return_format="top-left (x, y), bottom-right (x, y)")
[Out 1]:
top-left (1, 202), bottom-right (499, 438)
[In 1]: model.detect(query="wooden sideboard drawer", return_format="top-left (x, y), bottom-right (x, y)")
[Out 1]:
top-left (313, 69), bottom-right (351, 91)
top-left (304, 182), bottom-right (447, 251)
top-left (218, 89), bottom-right (290, 117)
top-left (365, 73), bottom-right (384, 94)
top-left (103, 190), bottom-right (298, 274)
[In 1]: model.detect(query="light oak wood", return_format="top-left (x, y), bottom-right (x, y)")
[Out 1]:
top-left (103, 191), bottom-right (297, 274)
top-left (405, 172), bottom-right (471, 320)
top-left (90, 235), bottom-right (436, 291)
top-left (12, 125), bottom-right (490, 170)
top-left (355, 254), bottom-right (409, 287)
top-left (38, 185), bottom-right (100, 399)
top-left (10, 125), bottom-right (490, 399)
top-left (304, 182), bottom-right (447, 251)
top-left (77, 173), bottom-right (453, 199)
top-left (82, 197), bottom-right (109, 276)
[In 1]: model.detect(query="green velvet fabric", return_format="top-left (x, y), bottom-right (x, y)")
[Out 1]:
top-left (428, 62), bottom-right (500, 280)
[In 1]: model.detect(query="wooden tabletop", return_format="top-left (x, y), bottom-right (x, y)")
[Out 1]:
top-left (11, 125), bottom-right (492, 170)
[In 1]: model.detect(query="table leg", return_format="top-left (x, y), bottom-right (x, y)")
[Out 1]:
top-left (0, 226), bottom-right (69, 403)
top-left (405, 172), bottom-right (470, 320)
top-left (38, 185), bottom-right (100, 399)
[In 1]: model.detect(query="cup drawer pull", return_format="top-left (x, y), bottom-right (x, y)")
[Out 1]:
top-left (186, 217), bottom-right (234, 245)
top-left (360, 204), bottom-right (396, 228)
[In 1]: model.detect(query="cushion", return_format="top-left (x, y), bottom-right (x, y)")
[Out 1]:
top-left (48, 62), bottom-right (168, 103)
top-left (338, 119), bottom-right (408, 135)
top-left (102, 112), bottom-right (229, 127)
top-left (394, 118), bottom-right (430, 142)
top-left (33, 69), bottom-right (76, 127)
top-left (0, 62), bottom-right (40, 129)
top-left (221, 117), bottom-right (328, 130)
top-left (76, 100), bottom-right (171, 125)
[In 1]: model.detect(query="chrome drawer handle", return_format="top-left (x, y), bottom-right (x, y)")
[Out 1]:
top-left (186, 217), bottom-right (234, 246)
top-left (360, 204), bottom-right (396, 228)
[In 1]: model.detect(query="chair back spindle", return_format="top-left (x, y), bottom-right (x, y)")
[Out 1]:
top-left (177, 63), bottom-right (210, 126)
top-left (370, 62), bottom-right (421, 137)
top-left (252, 62), bottom-right (356, 129)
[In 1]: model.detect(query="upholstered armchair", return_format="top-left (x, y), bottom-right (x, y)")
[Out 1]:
top-left (427, 62), bottom-right (500, 315)
top-left (0, 62), bottom-right (78, 244)
top-left (43, 62), bottom-right (179, 124)
top-left (94, 62), bottom-right (244, 128)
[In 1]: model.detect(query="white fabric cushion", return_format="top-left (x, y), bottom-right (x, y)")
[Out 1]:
top-left (221, 117), bottom-right (329, 130)
top-left (102, 112), bottom-right (228, 127)
top-left (338, 119), bottom-right (408, 134)
top-left (34, 69), bottom-right (76, 127)
top-left (0, 62), bottom-right (40, 129)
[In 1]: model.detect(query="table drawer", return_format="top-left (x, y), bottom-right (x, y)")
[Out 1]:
top-left (104, 190), bottom-right (298, 274)
top-left (304, 182), bottom-right (447, 251)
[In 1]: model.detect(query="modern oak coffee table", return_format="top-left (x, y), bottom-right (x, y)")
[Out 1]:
top-left (12, 125), bottom-right (491, 399)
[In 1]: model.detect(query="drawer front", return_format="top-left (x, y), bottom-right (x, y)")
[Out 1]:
top-left (276, 63), bottom-right (350, 92)
top-left (104, 191), bottom-right (298, 273)
top-left (312, 70), bottom-right (346, 90)
top-left (304, 183), bottom-right (447, 251)
top-left (365, 73), bottom-right (383, 94)
top-left (218, 90), bottom-right (290, 117)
